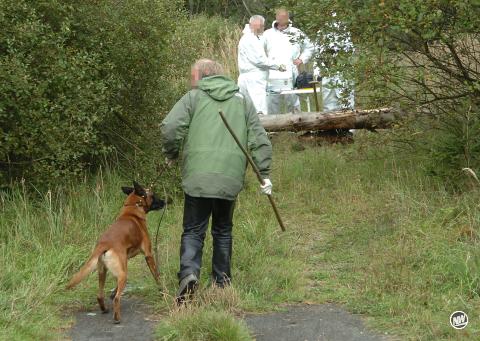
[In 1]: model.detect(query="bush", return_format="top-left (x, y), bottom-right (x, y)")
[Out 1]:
top-left (427, 104), bottom-right (480, 187)
top-left (0, 0), bottom-right (114, 185)
top-left (0, 1), bottom-right (234, 188)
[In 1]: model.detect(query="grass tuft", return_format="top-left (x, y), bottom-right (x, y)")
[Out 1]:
top-left (156, 309), bottom-right (251, 341)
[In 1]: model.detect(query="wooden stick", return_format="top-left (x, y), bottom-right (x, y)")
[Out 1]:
top-left (218, 111), bottom-right (286, 232)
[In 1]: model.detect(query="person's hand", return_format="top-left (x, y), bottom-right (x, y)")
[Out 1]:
top-left (278, 64), bottom-right (287, 72)
top-left (260, 179), bottom-right (272, 195)
top-left (165, 157), bottom-right (176, 168)
top-left (293, 58), bottom-right (303, 66)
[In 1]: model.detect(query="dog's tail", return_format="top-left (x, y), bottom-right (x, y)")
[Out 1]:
top-left (66, 245), bottom-right (108, 289)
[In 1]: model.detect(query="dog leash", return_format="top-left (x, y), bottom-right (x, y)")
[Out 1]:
top-left (151, 162), bottom-right (169, 188)
top-left (153, 201), bottom-right (166, 274)
top-left (152, 166), bottom-right (173, 275)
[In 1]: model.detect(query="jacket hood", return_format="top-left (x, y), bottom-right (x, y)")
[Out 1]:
top-left (197, 75), bottom-right (239, 101)
top-left (272, 20), bottom-right (293, 29)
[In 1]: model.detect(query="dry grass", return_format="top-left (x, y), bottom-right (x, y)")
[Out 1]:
top-left (201, 25), bottom-right (241, 79)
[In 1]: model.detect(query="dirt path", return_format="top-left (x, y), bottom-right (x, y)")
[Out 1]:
top-left (245, 304), bottom-right (390, 341)
top-left (69, 298), bottom-right (158, 341)
top-left (70, 300), bottom-right (390, 341)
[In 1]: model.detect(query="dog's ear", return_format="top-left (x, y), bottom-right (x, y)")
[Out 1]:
top-left (122, 187), bottom-right (134, 195)
top-left (133, 181), bottom-right (146, 197)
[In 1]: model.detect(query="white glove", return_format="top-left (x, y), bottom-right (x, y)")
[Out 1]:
top-left (278, 64), bottom-right (287, 72)
top-left (260, 179), bottom-right (272, 195)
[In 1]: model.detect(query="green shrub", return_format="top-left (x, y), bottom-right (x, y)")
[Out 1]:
top-left (0, 0), bottom-right (114, 184)
top-left (427, 104), bottom-right (480, 187)
top-left (0, 1), bottom-right (235, 188)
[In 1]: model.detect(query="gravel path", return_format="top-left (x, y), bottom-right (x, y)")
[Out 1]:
top-left (70, 298), bottom-right (158, 341)
top-left (70, 300), bottom-right (391, 341)
top-left (245, 304), bottom-right (390, 341)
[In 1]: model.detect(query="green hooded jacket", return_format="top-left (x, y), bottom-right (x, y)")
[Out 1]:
top-left (161, 75), bottom-right (272, 200)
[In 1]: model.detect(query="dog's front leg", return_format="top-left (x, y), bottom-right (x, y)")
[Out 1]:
top-left (142, 239), bottom-right (161, 285)
top-left (145, 255), bottom-right (160, 285)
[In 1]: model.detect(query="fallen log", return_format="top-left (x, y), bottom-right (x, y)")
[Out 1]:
top-left (259, 107), bottom-right (403, 132)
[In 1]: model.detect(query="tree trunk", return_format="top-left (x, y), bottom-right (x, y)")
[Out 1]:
top-left (259, 107), bottom-right (403, 132)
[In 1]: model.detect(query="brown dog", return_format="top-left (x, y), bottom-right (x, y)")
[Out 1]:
top-left (66, 181), bottom-right (165, 323)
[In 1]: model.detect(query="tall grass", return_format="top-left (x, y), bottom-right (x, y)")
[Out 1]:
top-left (203, 23), bottom-right (241, 80)
top-left (2, 133), bottom-right (480, 340)
top-left (0, 148), bottom-right (305, 340)
top-left (0, 173), bottom-right (126, 340)
top-left (280, 132), bottom-right (480, 340)
top-left (144, 131), bottom-right (480, 341)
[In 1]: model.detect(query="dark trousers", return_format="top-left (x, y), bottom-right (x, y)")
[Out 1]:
top-left (178, 193), bottom-right (235, 286)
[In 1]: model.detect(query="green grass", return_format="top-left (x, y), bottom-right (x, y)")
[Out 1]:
top-left (155, 286), bottom-right (251, 341)
top-left (156, 308), bottom-right (251, 341)
top-left (1, 132), bottom-right (480, 340)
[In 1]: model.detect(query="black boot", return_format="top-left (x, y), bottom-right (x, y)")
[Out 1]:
top-left (176, 273), bottom-right (199, 305)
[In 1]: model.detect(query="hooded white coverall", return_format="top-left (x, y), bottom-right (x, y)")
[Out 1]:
top-left (263, 21), bottom-right (314, 114)
top-left (237, 25), bottom-right (280, 115)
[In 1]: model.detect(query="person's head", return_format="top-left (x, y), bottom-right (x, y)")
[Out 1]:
top-left (190, 59), bottom-right (224, 88)
top-left (275, 8), bottom-right (290, 28)
top-left (249, 15), bottom-right (265, 35)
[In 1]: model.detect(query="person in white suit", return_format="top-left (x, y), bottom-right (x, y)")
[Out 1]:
top-left (263, 8), bottom-right (315, 114)
top-left (237, 15), bottom-right (286, 115)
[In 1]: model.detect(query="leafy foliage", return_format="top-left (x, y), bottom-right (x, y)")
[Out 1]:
top-left (0, 0), bottom-right (228, 188)
top-left (427, 108), bottom-right (480, 186)
top-left (183, 0), bottom-right (284, 23)
top-left (292, 0), bottom-right (480, 186)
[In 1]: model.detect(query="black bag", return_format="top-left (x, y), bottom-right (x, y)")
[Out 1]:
top-left (295, 71), bottom-right (315, 89)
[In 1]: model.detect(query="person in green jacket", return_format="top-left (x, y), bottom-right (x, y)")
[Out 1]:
top-left (161, 58), bottom-right (273, 304)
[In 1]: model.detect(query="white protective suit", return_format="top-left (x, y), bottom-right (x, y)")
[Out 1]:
top-left (264, 21), bottom-right (314, 114)
top-left (314, 18), bottom-right (355, 111)
top-left (237, 24), bottom-right (281, 115)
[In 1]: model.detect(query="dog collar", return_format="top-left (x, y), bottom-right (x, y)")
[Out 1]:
top-left (124, 200), bottom-right (145, 208)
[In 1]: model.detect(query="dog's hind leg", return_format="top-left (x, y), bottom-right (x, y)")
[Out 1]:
top-left (103, 249), bottom-right (127, 323)
top-left (112, 272), bottom-right (127, 323)
top-left (112, 253), bottom-right (127, 324)
top-left (97, 259), bottom-right (109, 313)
